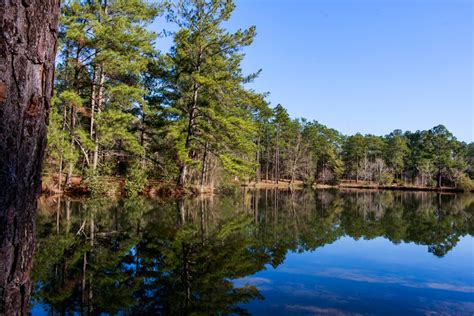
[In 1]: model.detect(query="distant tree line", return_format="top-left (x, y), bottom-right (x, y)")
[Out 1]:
top-left (44, 0), bottom-right (474, 194)
top-left (256, 113), bottom-right (472, 190)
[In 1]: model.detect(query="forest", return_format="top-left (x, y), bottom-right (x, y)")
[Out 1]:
top-left (44, 0), bottom-right (474, 196)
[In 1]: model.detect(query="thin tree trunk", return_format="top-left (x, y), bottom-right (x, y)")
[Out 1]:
top-left (91, 3), bottom-right (108, 172)
top-left (265, 150), bottom-right (269, 181)
top-left (90, 64), bottom-right (97, 167)
top-left (57, 154), bottom-right (63, 191)
top-left (56, 197), bottom-right (61, 234)
top-left (66, 199), bottom-right (71, 234)
top-left (140, 112), bottom-right (146, 167)
top-left (256, 136), bottom-right (261, 182)
top-left (90, 65), bottom-right (97, 139)
top-left (92, 66), bottom-right (104, 172)
top-left (65, 104), bottom-right (76, 186)
top-left (178, 86), bottom-right (199, 187)
top-left (200, 141), bottom-right (208, 191)
top-left (88, 211), bottom-right (94, 313)
top-left (81, 252), bottom-right (87, 312)
top-left (178, 44), bottom-right (203, 187)
top-left (275, 130), bottom-right (280, 184)
top-left (0, 1), bottom-right (60, 314)
top-left (356, 158), bottom-right (359, 183)
top-left (273, 150), bottom-right (277, 182)
top-left (65, 45), bottom-right (82, 186)
top-left (290, 134), bottom-right (301, 185)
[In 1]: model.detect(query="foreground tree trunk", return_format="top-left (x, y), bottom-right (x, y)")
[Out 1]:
top-left (0, 1), bottom-right (60, 314)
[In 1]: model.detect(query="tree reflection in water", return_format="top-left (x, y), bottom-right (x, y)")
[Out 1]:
top-left (32, 190), bottom-right (474, 314)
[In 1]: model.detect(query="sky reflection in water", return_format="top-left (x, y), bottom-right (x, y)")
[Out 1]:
top-left (237, 237), bottom-right (474, 315)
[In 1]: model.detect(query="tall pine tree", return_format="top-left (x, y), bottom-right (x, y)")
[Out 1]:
top-left (163, 0), bottom-right (262, 188)
top-left (50, 0), bottom-right (159, 189)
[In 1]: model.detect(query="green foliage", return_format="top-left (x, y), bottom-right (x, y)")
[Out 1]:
top-left (216, 175), bottom-right (241, 194)
top-left (465, 142), bottom-right (474, 178)
top-left (343, 133), bottom-right (367, 180)
top-left (84, 173), bottom-right (106, 196)
top-left (96, 110), bottom-right (145, 155)
top-left (124, 162), bottom-right (148, 197)
top-left (380, 172), bottom-right (394, 185)
top-left (46, 105), bottom-right (79, 166)
top-left (455, 174), bottom-right (474, 192)
top-left (301, 120), bottom-right (344, 184)
top-left (84, 169), bottom-right (121, 196)
top-left (385, 131), bottom-right (410, 176)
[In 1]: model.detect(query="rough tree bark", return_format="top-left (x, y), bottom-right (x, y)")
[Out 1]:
top-left (0, 1), bottom-right (60, 315)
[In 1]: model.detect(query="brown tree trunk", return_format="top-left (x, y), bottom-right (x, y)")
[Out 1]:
top-left (92, 66), bottom-right (104, 172)
top-left (178, 45), bottom-right (202, 188)
top-left (275, 130), bottom-right (280, 184)
top-left (200, 141), bottom-right (208, 191)
top-left (0, 1), bottom-right (60, 315)
top-left (256, 136), bottom-right (261, 182)
top-left (265, 150), bottom-right (269, 181)
top-left (356, 158), bottom-right (359, 183)
top-left (177, 86), bottom-right (198, 187)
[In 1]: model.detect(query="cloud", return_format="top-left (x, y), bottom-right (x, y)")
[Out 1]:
top-left (233, 276), bottom-right (272, 288)
top-left (278, 267), bottom-right (474, 293)
top-left (285, 304), bottom-right (364, 316)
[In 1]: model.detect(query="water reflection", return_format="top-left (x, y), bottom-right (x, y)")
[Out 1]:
top-left (32, 190), bottom-right (474, 315)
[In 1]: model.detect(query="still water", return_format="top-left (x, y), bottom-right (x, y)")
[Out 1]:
top-left (31, 190), bottom-right (474, 315)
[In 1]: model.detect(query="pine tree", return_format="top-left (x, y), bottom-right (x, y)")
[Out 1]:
top-left (302, 121), bottom-right (344, 185)
top-left (385, 130), bottom-right (410, 181)
top-left (428, 125), bottom-right (460, 187)
top-left (271, 104), bottom-right (291, 183)
top-left (253, 100), bottom-right (273, 182)
top-left (343, 133), bottom-right (368, 182)
top-left (163, 0), bottom-right (261, 188)
top-left (50, 0), bottom-right (159, 188)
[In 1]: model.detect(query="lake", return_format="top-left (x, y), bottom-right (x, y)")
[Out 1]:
top-left (31, 189), bottom-right (474, 315)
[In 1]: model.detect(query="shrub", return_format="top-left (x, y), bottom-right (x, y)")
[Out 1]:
top-left (84, 168), bottom-right (120, 196)
top-left (456, 174), bottom-right (474, 192)
top-left (379, 172), bottom-right (394, 185)
top-left (216, 181), bottom-right (240, 194)
top-left (124, 162), bottom-right (148, 197)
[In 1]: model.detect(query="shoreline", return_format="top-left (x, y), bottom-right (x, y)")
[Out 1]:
top-left (246, 180), bottom-right (469, 193)
top-left (41, 177), bottom-right (472, 199)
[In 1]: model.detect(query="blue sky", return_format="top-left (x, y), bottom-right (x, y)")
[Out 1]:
top-left (152, 0), bottom-right (473, 142)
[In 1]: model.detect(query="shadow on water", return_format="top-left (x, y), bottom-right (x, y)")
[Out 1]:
top-left (31, 190), bottom-right (474, 315)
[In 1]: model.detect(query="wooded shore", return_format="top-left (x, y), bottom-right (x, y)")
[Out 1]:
top-left (41, 176), bottom-right (471, 198)
top-left (40, 0), bottom-right (473, 202)
top-left (249, 180), bottom-right (470, 193)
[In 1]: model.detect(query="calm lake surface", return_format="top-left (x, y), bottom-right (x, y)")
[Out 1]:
top-left (31, 190), bottom-right (474, 315)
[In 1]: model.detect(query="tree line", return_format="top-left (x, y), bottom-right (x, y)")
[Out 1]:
top-left (45, 0), bottom-right (474, 195)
